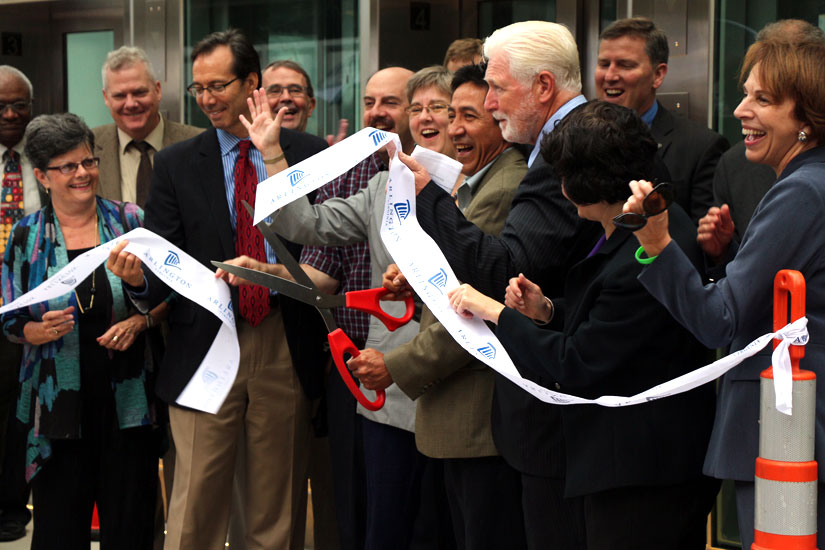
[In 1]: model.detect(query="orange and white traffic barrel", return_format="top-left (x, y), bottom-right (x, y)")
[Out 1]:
top-left (753, 270), bottom-right (817, 550)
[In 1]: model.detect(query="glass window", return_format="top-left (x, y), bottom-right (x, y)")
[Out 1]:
top-left (715, 0), bottom-right (825, 144)
top-left (183, 0), bottom-right (359, 139)
top-left (66, 30), bottom-right (115, 128)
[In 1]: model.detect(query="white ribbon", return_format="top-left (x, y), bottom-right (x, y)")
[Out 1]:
top-left (0, 227), bottom-right (238, 414)
top-left (247, 130), bottom-right (811, 414)
top-left (253, 127), bottom-right (394, 225)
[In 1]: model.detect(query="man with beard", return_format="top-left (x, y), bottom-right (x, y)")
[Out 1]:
top-left (396, 22), bottom-right (603, 549)
top-left (297, 66), bottom-right (414, 550)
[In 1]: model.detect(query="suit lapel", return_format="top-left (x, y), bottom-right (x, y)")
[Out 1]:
top-left (650, 102), bottom-right (675, 158)
top-left (96, 125), bottom-right (123, 201)
top-left (197, 129), bottom-right (236, 259)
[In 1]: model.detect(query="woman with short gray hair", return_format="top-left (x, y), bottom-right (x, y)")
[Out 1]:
top-left (2, 112), bottom-right (157, 549)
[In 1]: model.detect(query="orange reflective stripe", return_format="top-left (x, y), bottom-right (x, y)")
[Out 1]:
top-left (755, 457), bottom-right (818, 483)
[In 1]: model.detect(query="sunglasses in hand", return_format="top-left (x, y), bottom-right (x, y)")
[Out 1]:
top-left (612, 182), bottom-right (674, 230)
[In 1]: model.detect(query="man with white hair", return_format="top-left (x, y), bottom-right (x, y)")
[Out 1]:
top-left (94, 46), bottom-right (202, 207)
top-left (399, 21), bottom-right (603, 548)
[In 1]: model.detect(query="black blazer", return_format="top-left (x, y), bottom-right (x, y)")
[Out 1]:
top-left (144, 127), bottom-right (329, 404)
top-left (650, 102), bottom-right (729, 224)
top-left (416, 154), bottom-right (602, 477)
top-left (496, 204), bottom-right (716, 497)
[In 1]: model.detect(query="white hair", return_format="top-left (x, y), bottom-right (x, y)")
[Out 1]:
top-left (0, 65), bottom-right (33, 99)
top-left (102, 46), bottom-right (157, 89)
top-left (483, 21), bottom-right (581, 93)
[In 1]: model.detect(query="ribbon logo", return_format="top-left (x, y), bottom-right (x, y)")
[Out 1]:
top-left (369, 129), bottom-right (387, 146)
top-left (428, 268), bottom-right (448, 293)
top-left (164, 251), bottom-right (182, 269)
top-left (287, 169), bottom-right (306, 187)
top-left (201, 369), bottom-right (218, 385)
top-left (393, 200), bottom-right (411, 221)
top-left (62, 277), bottom-right (77, 285)
top-left (477, 343), bottom-right (497, 360)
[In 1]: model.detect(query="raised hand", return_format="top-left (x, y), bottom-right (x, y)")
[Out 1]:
top-left (326, 118), bottom-right (349, 146)
top-left (623, 179), bottom-right (672, 257)
top-left (697, 204), bottom-right (735, 263)
top-left (240, 88), bottom-right (287, 159)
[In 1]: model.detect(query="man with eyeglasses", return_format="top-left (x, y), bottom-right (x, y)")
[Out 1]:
top-left (138, 29), bottom-right (328, 550)
top-left (262, 60), bottom-right (316, 134)
top-left (0, 65), bottom-right (46, 543)
top-left (94, 46), bottom-right (202, 209)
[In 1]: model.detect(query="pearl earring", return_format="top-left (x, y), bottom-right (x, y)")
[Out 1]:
top-left (798, 130), bottom-right (808, 143)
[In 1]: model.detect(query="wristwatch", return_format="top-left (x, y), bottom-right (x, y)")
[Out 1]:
top-left (144, 312), bottom-right (155, 329)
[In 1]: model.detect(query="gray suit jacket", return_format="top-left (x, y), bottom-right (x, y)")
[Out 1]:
top-left (384, 147), bottom-right (527, 458)
top-left (270, 171), bottom-right (421, 432)
top-left (650, 102), bottom-right (729, 223)
top-left (93, 117), bottom-right (204, 201)
top-left (639, 146), bottom-right (825, 481)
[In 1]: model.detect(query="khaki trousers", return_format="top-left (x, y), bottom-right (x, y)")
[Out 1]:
top-left (164, 307), bottom-right (311, 550)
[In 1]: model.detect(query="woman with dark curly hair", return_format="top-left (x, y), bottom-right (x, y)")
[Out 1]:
top-left (447, 100), bottom-right (718, 549)
top-left (1, 113), bottom-right (157, 549)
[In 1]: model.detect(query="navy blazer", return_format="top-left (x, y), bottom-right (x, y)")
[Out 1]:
top-left (144, 127), bottom-right (329, 404)
top-left (650, 102), bottom-right (729, 224)
top-left (496, 204), bottom-right (715, 497)
top-left (640, 146), bottom-right (825, 481)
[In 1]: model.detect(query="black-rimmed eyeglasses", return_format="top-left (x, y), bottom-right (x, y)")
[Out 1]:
top-left (186, 78), bottom-right (240, 98)
top-left (612, 182), bottom-right (674, 230)
top-left (46, 157), bottom-right (100, 175)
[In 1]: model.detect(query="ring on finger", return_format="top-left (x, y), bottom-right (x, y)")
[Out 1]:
top-left (113, 334), bottom-right (119, 343)
top-left (52, 328), bottom-right (58, 335)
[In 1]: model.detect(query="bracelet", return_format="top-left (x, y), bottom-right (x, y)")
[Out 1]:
top-left (532, 296), bottom-right (554, 326)
top-left (262, 152), bottom-right (285, 164)
top-left (635, 246), bottom-right (658, 265)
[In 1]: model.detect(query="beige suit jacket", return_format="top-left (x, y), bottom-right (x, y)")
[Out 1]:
top-left (93, 117), bottom-right (204, 201)
top-left (384, 147), bottom-right (526, 458)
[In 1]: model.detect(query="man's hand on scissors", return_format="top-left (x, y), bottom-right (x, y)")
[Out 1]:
top-left (215, 256), bottom-right (268, 286)
top-left (381, 263), bottom-right (413, 301)
top-left (240, 88), bottom-right (288, 174)
top-left (348, 348), bottom-right (393, 391)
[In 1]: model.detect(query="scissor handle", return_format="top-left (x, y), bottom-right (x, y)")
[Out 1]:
top-left (327, 328), bottom-right (386, 411)
top-left (345, 288), bottom-right (415, 331)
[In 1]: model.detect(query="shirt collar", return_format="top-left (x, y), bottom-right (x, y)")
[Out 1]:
top-left (117, 115), bottom-right (165, 154)
top-left (217, 128), bottom-right (250, 155)
top-left (528, 94), bottom-right (587, 167)
top-left (640, 100), bottom-right (659, 127)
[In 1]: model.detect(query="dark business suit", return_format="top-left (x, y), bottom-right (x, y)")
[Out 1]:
top-left (712, 140), bottom-right (775, 240)
top-left (639, 146), bottom-right (825, 549)
top-left (650, 102), bottom-right (729, 223)
top-left (144, 126), bottom-right (328, 549)
top-left (416, 152), bottom-right (601, 548)
top-left (496, 204), bottom-right (717, 549)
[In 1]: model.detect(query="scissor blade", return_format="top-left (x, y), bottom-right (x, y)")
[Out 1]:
top-left (211, 261), bottom-right (325, 306)
top-left (241, 200), bottom-right (316, 289)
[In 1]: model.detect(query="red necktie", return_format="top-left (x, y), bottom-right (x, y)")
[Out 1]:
top-left (1, 149), bottom-right (24, 256)
top-left (234, 140), bottom-right (270, 326)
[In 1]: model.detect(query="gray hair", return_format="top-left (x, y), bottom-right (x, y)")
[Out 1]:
top-left (405, 65), bottom-right (453, 102)
top-left (24, 113), bottom-right (94, 172)
top-left (756, 19), bottom-right (825, 43)
top-left (102, 46), bottom-right (157, 89)
top-left (0, 65), bottom-right (33, 99)
top-left (483, 21), bottom-right (581, 93)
